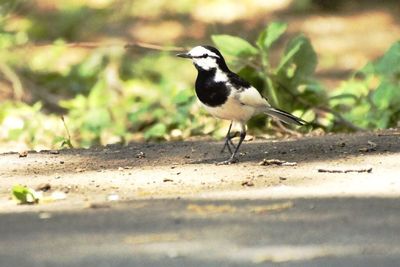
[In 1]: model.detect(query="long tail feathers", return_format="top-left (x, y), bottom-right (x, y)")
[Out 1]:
top-left (265, 107), bottom-right (307, 126)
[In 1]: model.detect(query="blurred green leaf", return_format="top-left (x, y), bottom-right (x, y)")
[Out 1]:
top-left (61, 139), bottom-right (73, 148)
top-left (144, 123), bottom-right (167, 140)
top-left (88, 80), bottom-right (109, 108)
top-left (173, 90), bottom-right (192, 105)
top-left (78, 51), bottom-right (105, 77)
top-left (373, 41), bottom-right (400, 76)
top-left (276, 40), bottom-right (302, 73)
top-left (375, 111), bottom-right (391, 129)
top-left (53, 135), bottom-right (73, 148)
top-left (212, 35), bottom-right (258, 57)
top-left (12, 185), bottom-right (39, 204)
top-left (372, 81), bottom-right (400, 109)
top-left (83, 108), bottom-right (111, 133)
top-left (53, 136), bottom-right (66, 144)
top-left (333, 40), bottom-right (400, 130)
top-left (8, 129), bottom-right (23, 140)
top-left (257, 22), bottom-right (287, 50)
top-left (277, 35), bottom-right (317, 80)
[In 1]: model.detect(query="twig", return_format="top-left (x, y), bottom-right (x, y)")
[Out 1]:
top-left (259, 159), bottom-right (297, 166)
top-left (318, 167), bottom-right (372, 173)
top-left (272, 120), bottom-right (303, 137)
top-left (15, 41), bottom-right (186, 52)
top-left (124, 42), bottom-right (185, 52)
top-left (61, 116), bottom-right (73, 148)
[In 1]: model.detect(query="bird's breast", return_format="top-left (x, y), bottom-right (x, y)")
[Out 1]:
top-left (195, 78), bottom-right (230, 107)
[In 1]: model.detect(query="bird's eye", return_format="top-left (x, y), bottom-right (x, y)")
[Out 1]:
top-left (201, 54), bottom-right (208, 58)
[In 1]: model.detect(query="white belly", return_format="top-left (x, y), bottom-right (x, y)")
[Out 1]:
top-left (201, 97), bottom-right (256, 123)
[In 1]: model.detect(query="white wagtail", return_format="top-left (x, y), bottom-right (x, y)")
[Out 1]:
top-left (177, 45), bottom-right (306, 164)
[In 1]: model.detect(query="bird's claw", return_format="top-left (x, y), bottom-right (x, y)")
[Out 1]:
top-left (216, 156), bottom-right (238, 165)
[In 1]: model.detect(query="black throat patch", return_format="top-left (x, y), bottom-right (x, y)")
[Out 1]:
top-left (195, 68), bottom-right (230, 107)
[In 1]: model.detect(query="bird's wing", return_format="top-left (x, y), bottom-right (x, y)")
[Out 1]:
top-left (235, 86), bottom-right (270, 108)
top-left (227, 72), bottom-right (306, 125)
top-left (227, 72), bottom-right (270, 108)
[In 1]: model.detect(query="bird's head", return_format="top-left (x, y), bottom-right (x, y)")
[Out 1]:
top-left (177, 45), bottom-right (229, 72)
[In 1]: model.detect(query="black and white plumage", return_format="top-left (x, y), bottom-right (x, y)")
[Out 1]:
top-left (177, 45), bottom-right (306, 164)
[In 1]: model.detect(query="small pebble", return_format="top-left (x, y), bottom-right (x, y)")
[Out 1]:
top-left (241, 181), bottom-right (254, 187)
top-left (19, 151), bottom-right (28, 158)
top-left (36, 183), bottom-right (51, 192)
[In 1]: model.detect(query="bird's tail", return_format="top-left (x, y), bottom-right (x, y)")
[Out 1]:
top-left (265, 107), bottom-right (307, 126)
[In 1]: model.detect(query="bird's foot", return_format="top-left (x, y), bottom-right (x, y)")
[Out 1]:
top-left (216, 156), bottom-right (238, 165)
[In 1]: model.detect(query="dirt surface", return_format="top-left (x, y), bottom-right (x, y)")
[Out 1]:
top-left (1, 130), bottom-right (399, 212)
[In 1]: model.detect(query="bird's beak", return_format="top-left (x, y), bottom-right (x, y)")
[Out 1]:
top-left (176, 52), bottom-right (192, 59)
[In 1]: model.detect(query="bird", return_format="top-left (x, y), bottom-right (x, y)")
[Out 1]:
top-left (177, 45), bottom-right (306, 164)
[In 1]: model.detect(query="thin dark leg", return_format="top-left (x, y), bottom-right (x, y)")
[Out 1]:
top-left (217, 124), bottom-right (246, 165)
top-left (222, 131), bottom-right (239, 154)
top-left (232, 130), bottom-right (246, 158)
top-left (228, 132), bottom-right (239, 148)
top-left (221, 121), bottom-right (234, 154)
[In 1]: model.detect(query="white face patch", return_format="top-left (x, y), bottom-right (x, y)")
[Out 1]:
top-left (187, 46), bottom-right (220, 71)
top-left (214, 68), bottom-right (228, 82)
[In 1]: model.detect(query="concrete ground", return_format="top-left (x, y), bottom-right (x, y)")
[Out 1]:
top-left (0, 130), bottom-right (399, 266)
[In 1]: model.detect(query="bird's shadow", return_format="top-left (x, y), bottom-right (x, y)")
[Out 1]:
top-left (2, 131), bottom-right (399, 177)
top-left (188, 131), bottom-right (400, 165)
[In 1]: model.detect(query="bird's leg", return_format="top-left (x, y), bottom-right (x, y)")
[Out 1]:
top-left (221, 121), bottom-right (234, 154)
top-left (224, 131), bottom-right (239, 154)
top-left (228, 132), bottom-right (239, 149)
top-left (218, 124), bottom-right (246, 165)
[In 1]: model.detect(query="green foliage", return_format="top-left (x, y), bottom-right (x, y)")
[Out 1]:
top-left (1, 4), bottom-right (400, 152)
top-left (12, 185), bottom-right (39, 204)
top-left (330, 41), bottom-right (400, 129)
top-left (257, 22), bottom-right (287, 50)
top-left (212, 35), bottom-right (258, 58)
top-left (55, 49), bottom-right (207, 147)
top-left (144, 123), bottom-right (167, 140)
top-left (212, 23), bottom-right (400, 132)
top-left (0, 101), bottom-right (66, 150)
top-left (277, 35), bottom-right (318, 82)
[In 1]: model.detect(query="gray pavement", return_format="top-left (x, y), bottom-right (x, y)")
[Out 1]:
top-left (1, 197), bottom-right (400, 267)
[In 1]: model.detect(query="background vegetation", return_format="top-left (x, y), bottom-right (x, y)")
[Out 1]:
top-left (1, 0), bottom-right (399, 152)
